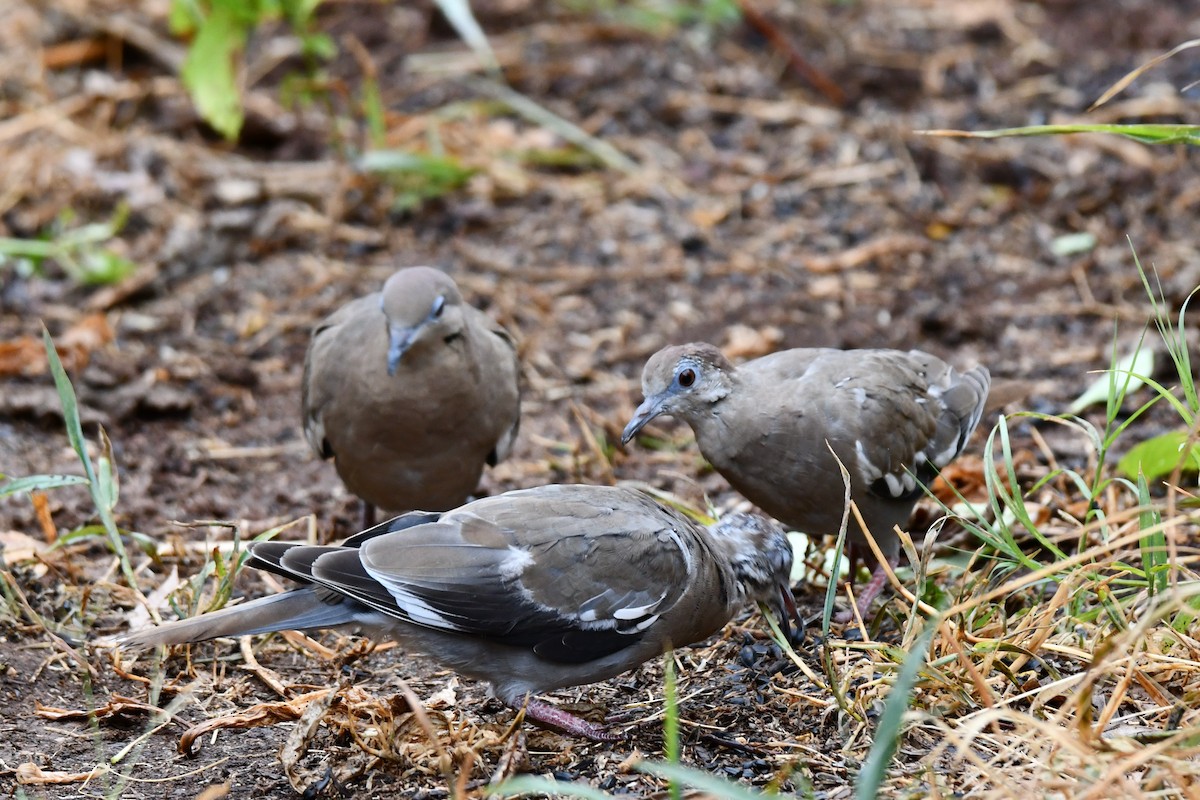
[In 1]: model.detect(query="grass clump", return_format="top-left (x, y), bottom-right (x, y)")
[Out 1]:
top-left (844, 255), bottom-right (1200, 797)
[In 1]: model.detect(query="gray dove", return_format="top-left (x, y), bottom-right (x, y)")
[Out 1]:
top-left (117, 484), bottom-right (798, 740)
top-left (302, 267), bottom-right (520, 522)
top-left (623, 343), bottom-right (990, 617)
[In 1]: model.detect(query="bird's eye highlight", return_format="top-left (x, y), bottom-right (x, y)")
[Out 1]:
top-left (678, 368), bottom-right (697, 388)
top-left (431, 296), bottom-right (446, 318)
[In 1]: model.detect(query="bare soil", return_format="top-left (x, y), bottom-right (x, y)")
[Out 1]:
top-left (1, 0), bottom-right (1198, 797)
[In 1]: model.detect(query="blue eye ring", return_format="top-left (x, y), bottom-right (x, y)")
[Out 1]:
top-left (431, 295), bottom-right (446, 318)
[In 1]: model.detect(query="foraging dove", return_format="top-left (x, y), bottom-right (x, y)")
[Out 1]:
top-left (302, 267), bottom-right (520, 521)
top-left (117, 484), bottom-right (798, 741)
top-left (622, 343), bottom-right (990, 616)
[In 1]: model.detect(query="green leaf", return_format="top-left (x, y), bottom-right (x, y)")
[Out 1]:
top-left (181, 1), bottom-right (251, 139)
top-left (360, 76), bottom-right (386, 149)
top-left (1119, 430), bottom-right (1200, 481)
top-left (822, 449), bottom-right (852, 637)
top-left (0, 237), bottom-right (58, 258)
top-left (128, 529), bottom-right (161, 561)
top-left (168, 0), bottom-right (203, 35)
top-left (358, 149), bottom-right (478, 211)
top-left (42, 328), bottom-right (138, 589)
top-left (0, 474), bottom-right (89, 498)
top-left (78, 249), bottom-right (136, 285)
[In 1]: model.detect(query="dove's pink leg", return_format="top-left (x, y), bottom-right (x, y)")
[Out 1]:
top-left (520, 699), bottom-right (622, 742)
top-left (836, 556), bottom-right (898, 623)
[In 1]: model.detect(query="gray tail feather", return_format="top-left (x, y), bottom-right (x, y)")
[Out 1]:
top-left (115, 588), bottom-right (359, 650)
top-left (957, 365), bottom-right (992, 441)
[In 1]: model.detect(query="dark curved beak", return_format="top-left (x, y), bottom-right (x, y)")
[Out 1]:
top-left (772, 582), bottom-right (802, 644)
top-left (387, 324), bottom-right (417, 376)
top-left (621, 395), bottom-right (665, 444)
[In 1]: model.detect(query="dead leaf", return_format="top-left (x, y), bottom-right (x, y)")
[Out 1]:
top-left (31, 491), bottom-right (56, 542)
top-left (0, 337), bottom-right (43, 377)
top-left (193, 782), bottom-right (231, 800)
top-left (425, 682), bottom-right (458, 710)
top-left (16, 762), bottom-right (105, 785)
top-left (0, 530), bottom-right (48, 563)
top-left (35, 694), bottom-right (165, 722)
top-left (280, 685), bottom-right (344, 793)
top-left (722, 324), bottom-right (783, 361)
top-left (687, 200), bottom-right (732, 230)
top-left (932, 454), bottom-right (988, 504)
top-left (0, 314), bottom-right (114, 377)
top-left (179, 688), bottom-right (333, 755)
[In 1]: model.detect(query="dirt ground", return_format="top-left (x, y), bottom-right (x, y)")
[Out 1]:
top-left (1, 0), bottom-right (1198, 797)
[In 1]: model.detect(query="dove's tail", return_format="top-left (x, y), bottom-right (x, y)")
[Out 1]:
top-left (115, 588), bottom-right (359, 650)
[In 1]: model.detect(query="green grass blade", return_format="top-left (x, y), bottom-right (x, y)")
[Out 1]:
top-left (916, 123), bottom-right (1200, 145)
top-left (0, 474), bottom-right (89, 497)
top-left (1136, 472), bottom-right (1167, 596)
top-left (664, 651), bottom-right (681, 800)
top-left (1135, 246), bottom-right (1198, 414)
top-left (42, 326), bottom-right (97, 485)
top-left (856, 620), bottom-right (937, 800)
top-left (41, 328), bottom-right (139, 590)
top-left (96, 426), bottom-right (119, 513)
top-left (637, 761), bottom-right (783, 800)
top-left (822, 448), bottom-right (853, 637)
top-left (490, 775), bottom-right (617, 799)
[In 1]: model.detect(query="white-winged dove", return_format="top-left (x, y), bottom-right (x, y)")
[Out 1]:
top-left (117, 484), bottom-right (797, 740)
top-left (622, 343), bottom-right (991, 616)
top-left (302, 267), bottom-right (520, 522)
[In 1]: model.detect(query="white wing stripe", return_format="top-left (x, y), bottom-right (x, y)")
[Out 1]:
top-left (612, 592), bottom-right (669, 620)
top-left (363, 564), bottom-right (465, 631)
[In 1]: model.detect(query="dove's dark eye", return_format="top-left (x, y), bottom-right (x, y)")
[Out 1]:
top-left (431, 296), bottom-right (446, 318)
top-left (678, 368), bottom-right (696, 388)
